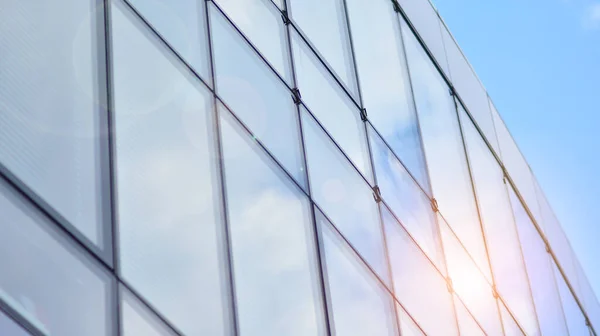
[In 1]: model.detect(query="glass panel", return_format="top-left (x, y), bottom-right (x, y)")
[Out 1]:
top-left (301, 108), bottom-right (388, 283)
top-left (291, 30), bottom-right (371, 181)
top-left (554, 262), bottom-right (589, 336)
top-left (510, 185), bottom-right (569, 336)
top-left (0, 310), bottom-right (30, 336)
top-left (439, 220), bottom-right (503, 336)
top-left (396, 304), bottom-right (425, 336)
top-left (574, 258), bottom-right (600, 333)
top-left (220, 109), bottom-right (325, 336)
top-left (0, 0), bottom-right (107, 247)
top-left (210, 5), bottom-right (305, 187)
top-left (396, 0), bottom-right (449, 76)
top-left (402, 19), bottom-right (491, 280)
top-left (318, 211), bottom-right (398, 336)
top-left (111, 3), bottom-right (228, 335)
top-left (288, 0), bottom-right (357, 95)
top-left (126, 0), bottom-right (210, 80)
top-left (213, 0), bottom-right (291, 82)
top-left (369, 127), bottom-right (444, 270)
top-left (492, 107), bottom-right (542, 225)
top-left (382, 207), bottom-right (457, 335)
top-left (441, 26), bottom-right (498, 154)
top-left (121, 287), bottom-right (177, 336)
top-left (499, 301), bottom-right (524, 336)
top-left (460, 110), bottom-right (539, 334)
top-left (455, 296), bottom-right (485, 336)
top-left (0, 178), bottom-right (111, 336)
top-left (345, 0), bottom-right (428, 190)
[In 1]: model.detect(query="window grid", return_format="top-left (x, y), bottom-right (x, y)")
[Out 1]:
top-left (0, 0), bottom-right (596, 335)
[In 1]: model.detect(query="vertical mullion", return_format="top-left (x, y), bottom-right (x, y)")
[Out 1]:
top-left (204, 2), bottom-right (240, 335)
top-left (282, 0), bottom-right (334, 334)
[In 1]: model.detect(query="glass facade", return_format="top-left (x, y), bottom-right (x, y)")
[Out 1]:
top-left (0, 0), bottom-right (597, 335)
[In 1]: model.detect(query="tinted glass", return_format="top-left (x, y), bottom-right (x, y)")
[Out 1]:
top-left (301, 108), bottom-right (388, 283)
top-left (318, 211), bottom-right (398, 336)
top-left (402, 19), bottom-right (491, 280)
top-left (291, 30), bottom-right (372, 181)
top-left (345, 0), bottom-right (429, 190)
top-left (121, 287), bottom-right (178, 336)
top-left (220, 109), bottom-right (325, 336)
top-left (213, 0), bottom-right (291, 82)
top-left (0, 0), bottom-right (108, 248)
top-left (0, 179), bottom-right (112, 336)
top-left (288, 0), bottom-right (358, 95)
top-left (383, 208), bottom-right (457, 335)
top-left (460, 110), bottom-right (539, 334)
top-left (112, 3), bottom-right (228, 335)
top-left (126, 0), bottom-right (210, 80)
top-left (211, 5), bottom-right (305, 187)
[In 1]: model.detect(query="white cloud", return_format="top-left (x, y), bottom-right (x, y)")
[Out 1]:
top-left (582, 3), bottom-right (600, 30)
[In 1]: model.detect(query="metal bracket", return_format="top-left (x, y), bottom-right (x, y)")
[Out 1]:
top-left (291, 88), bottom-right (302, 105)
top-left (449, 87), bottom-right (455, 97)
top-left (281, 9), bottom-right (291, 25)
top-left (391, 0), bottom-right (401, 13)
top-left (360, 108), bottom-right (368, 122)
top-left (492, 285), bottom-right (499, 299)
top-left (431, 198), bottom-right (439, 213)
top-left (372, 186), bottom-right (382, 203)
top-left (545, 242), bottom-right (551, 253)
top-left (446, 277), bottom-right (453, 293)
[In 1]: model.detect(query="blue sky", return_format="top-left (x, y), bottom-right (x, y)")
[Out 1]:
top-left (431, 0), bottom-right (600, 296)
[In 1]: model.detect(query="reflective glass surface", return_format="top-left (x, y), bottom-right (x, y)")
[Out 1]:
top-left (126, 0), bottom-right (210, 80)
top-left (0, 178), bottom-right (112, 336)
top-left (382, 207), bottom-right (457, 335)
top-left (370, 128), bottom-right (444, 270)
top-left (396, 304), bottom-right (425, 336)
top-left (301, 107), bottom-right (388, 283)
top-left (402, 18), bottom-right (491, 280)
top-left (112, 3), bottom-right (228, 335)
top-left (291, 30), bottom-right (372, 181)
top-left (0, 0), bottom-right (107, 248)
top-left (460, 109), bottom-right (539, 334)
top-left (121, 287), bottom-right (177, 336)
top-left (454, 296), bottom-right (485, 336)
top-left (318, 211), bottom-right (398, 336)
top-left (288, 0), bottom-right (358, 95)
top-left (211, 5), bottom-right (305, 187)
top-left (213, 0), bottom-right (291, 82)
top-left (510, 185), bottom-right (569, 335)
top-left (439, 220), bottom-right (503, 336)
top-left (554, 262), bottom-right (589, 336)
top-left (220, 109), bottom-right (325, 336)
top-left (499, 301), bottom-right (524, 336)
top-left (345, 0), bottom-right (429, 190)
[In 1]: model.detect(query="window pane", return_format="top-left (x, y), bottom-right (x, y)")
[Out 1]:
top-left (121, 287), bottom-right (177, 336)
top-left (220, 108), bottom-right (325, 336)
top-left (369, 127), bottom-right (444, 270)
top-left (0, 311), bottom-right (30, 336)
top-left (213, 0), bottom-right (291, 82)
top-left (345, 0), bottom-right (428, 190)
top-left (318, 211), bottom-right (397, 336)
top-left (574, 258), bottom-right (600, 333)
top-left (211, 5), bottom-right (305, 187)
top-left (442, 26), bottom-right (498, 154)
top-left (499, 301), bottom-right (524, 336)
top-left (396, 0), bottom-right (449, 76)
top-left (382, 207), bottom-right (457, 336)
top-left (509, 184), bottom-right (570, 335)
top-left (455, 296), bottom-right (485, 336)
top-left (291, 31), bottom-right (372, 181)
top-left (302, 108), bottom-right (388, 284)
top-left (554, 262), bottom-right (589, 336)
top-left (396, 304), bottom-right (425, 336)
top-left (0, 179), bottom-right (112, 336)
top-left (402, 19), bottom-right (491, 280)
top-left (288, 0), bottom-right (357, 95)
top-left (111, 3), bottom-right (228, 335)
top-left (0, 0), bottom-right (107, 248)
top-left (126, 0), bottom-right (210, 80)
top-left (460, 110), bottom-right (539, 334)
top-left (439, 220), bottom-right (503, 336)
